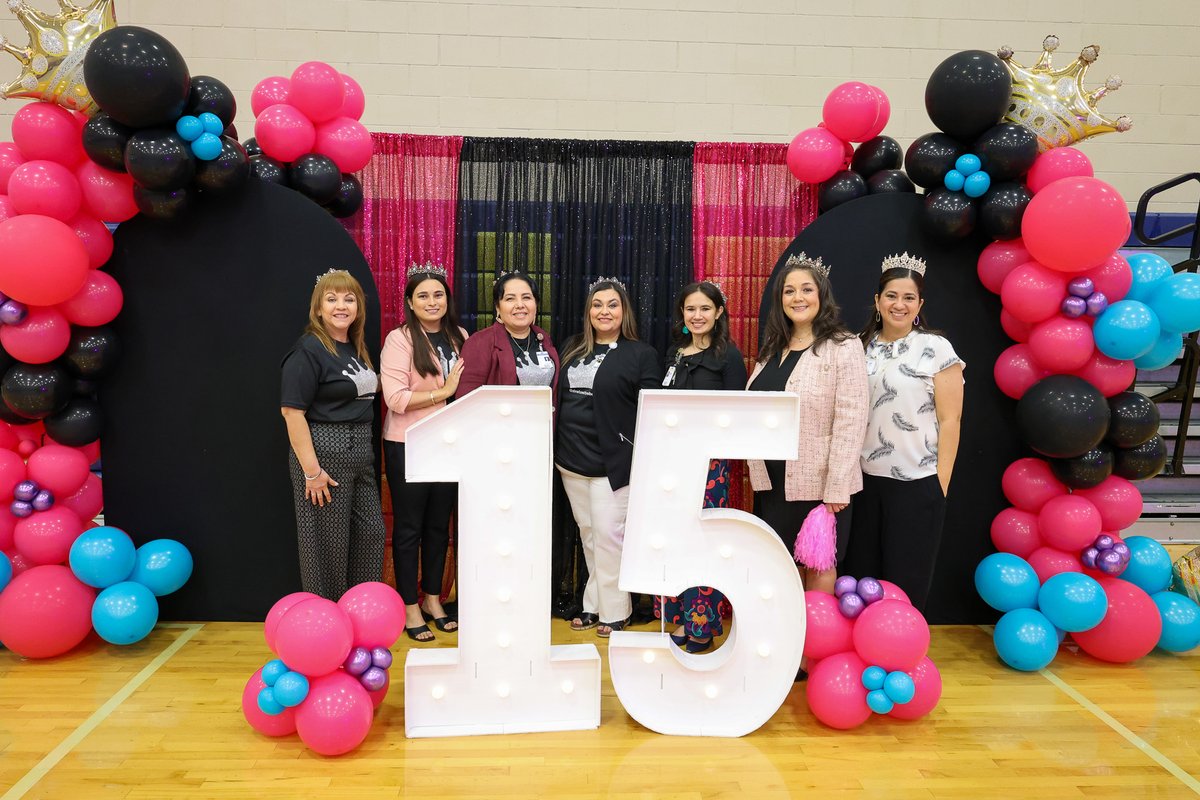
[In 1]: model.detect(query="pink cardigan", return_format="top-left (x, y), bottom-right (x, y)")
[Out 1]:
top-left (380, 326), bottom-right (468, 443)
top-left (746, 336), bottom-right (868, 505)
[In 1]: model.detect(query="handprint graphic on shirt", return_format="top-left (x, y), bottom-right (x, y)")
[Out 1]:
top-left (342, 357), bottom-right (378, 398)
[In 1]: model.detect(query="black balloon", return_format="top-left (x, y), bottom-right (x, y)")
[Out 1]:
top-left (1114, 436), bottom-right (1168, 481)
top-left (132, 185), bottom-right (194, 221)
top-left (0, 403), bottom-right (32, 425)
top-left (124, 129), bottom-right (195, 191)
top-left (64, 326), bottom-right (122, 379)
top-left (242, 137), bottom-right (262, 158)
top-left (818, 170), bottom-right (868, 214)
top-left (1017, 375), bottom-right (1111, 459)
top-left (45, 398), bottom-right (104, 447)
top-left (289, 154), bottom-right (341, 204)
top-left (868, 169), bottom-right (915, 194)
top-left (925, 49), bottom-right (1011, 140)
top-left (194, 137), bottom-right (250, 194)
top-left (325, 174), bottom-right (364, 218)
top-left (82, 26), bottom-right (191, 128)
top-left (851, 136), bottom-right (903, 179)
top-left (922, 188), bottom-right (976, 239)
top-left (1106, 391), bottom-right (1161, 447)
top-left (73, 378), bottom-right (99, 397)
top-left (1050, 444), bottom-right (1114, 489)
top-left (904, 133), bottom-right (966, 189)
top-left (185, 75), bottom-right (237, 128)
top-left (2, 363), bottom-right (72, 420)
top-left (81, 113), bottom-right (133, 172)
top-left (973, 123), bottom-right (1039, 182)
top-left (979, 182), bottom-right (1032, 241)
top-left (223, 123), bottom-right (239, 141)
top-left (250, 155), bottom-right (287, 185)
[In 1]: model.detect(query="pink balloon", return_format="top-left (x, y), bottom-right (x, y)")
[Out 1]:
top-left (58, 269), bottom-right (123, 326)
top-left (887, 655), bottom-right (942, 720)
top-left (251, 76), bottom-right (292, 117)
top-left (0, 509), bottom-right (15, 551)
top-left (0, 306), bottom-right (71, 363)
top-left (242, 667), bottom-right (298, 737)
top-left (786, 127), bottom-right (845, 184)
top-left (0, 424), bottom-right (17, 452)
top-left (338, 581), bottom-right (405, 649)
top-left (1074, 476), bottom-right (1143, 532)
top-left (0, 448), bottom-right (28, 500)
top-left (1073, 350), bottom-right (1136, 397)
top-left (852, 599), bottom-right (929, 672)
top-left (1000, 309), bottom-right (1033, 343)
top-left (990, 507), bottom-right (1041, 558)
top-left (0, 142), bottom-right (26, 188)
top-left (1026, 147), bottom-right (1093, 194)
top-left (73, 438), bottom-right (100, 465)
top-left (1000, 261), bottom-right (1067, 324)
top-left (255, 104), bottom-right (317, 163)
top-left (289, 62), bottom-right (346, 124)
top-left (338, 74), bottom-right (366, 120)
top-left (294, 670), bottom-right (374, 755)
top-left (7, 160), bottom-right (82, 221)
top-left (0, 195), bottom-right (14, 223)
top-left (264, 590), bottom-right (320, 652)
top-left (313, 117), bottom-right (372, 174)
top-left (993, 343), bottom-right (1049, 400)
top-left (878, 580), bottom-right (911, 604)
top-left (863, 85), bottom-right (891, 140)
top-left (12, 102), bottom-right (85, 166)
top-left (1027, 316), bottom-right (1094, 373)
top-left (822, 82), bottom-right (883, 143)
top-left (13, 506), bottom-right (83, 565)
top-left (802, 590), bottom-right (854, 660)
top-left (0, 214), bottom-right (89, 305)
top-left (1002, 458), bottom-right (1067, 512)
top-left (8, 550), bottom-right (32, 577)
top-left (805, 651), bottom-right (871, 730)
top-left (76, 162), bottom-right (138, 222)
top-left (274, 596), bottom-right (355, 677)
top-left (27, 443), bottom-right (90, 496)
top-left (978, 239), bottom-right (1030, 295)
top-left (1037, 495), bottom-right (1102, 551)
top-left (0, 564), bottom-right (95, 657)
top-left (1022, 177), bottom-right (1131, 273)
top-left (1073, 578), bottom-right (1161, 663)
top-left (68, 214), bottom-right (114, 269)
top-left (367, 668), bottom-right (389, 708)
top-left (1081, 252), bottom-right (1132, 303)
top-left (1027, 546), bottom-right (1082, 583)
top-left (61, 473), bottom-right (103, 522)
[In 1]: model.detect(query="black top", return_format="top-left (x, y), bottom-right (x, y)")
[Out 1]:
top-left (509, 332), bottom-right (556, 387)
top-left (556, 337), bottom-right (663, 490)
top-left (663, 343), bottom-right (747, 390)
top-left (427, 329), bottom-right (460, 380)
top-left (281, 334), bottom-right (378, 424)
top-left (749, 347), bottom-right (806, 489)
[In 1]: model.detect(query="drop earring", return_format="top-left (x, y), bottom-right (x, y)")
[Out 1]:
top-left (914, 315), bottom-right (920, 327)
top-left (875, 311), bottom-right (880, 323)
top-left (682, 325), bottom-right (689, 334)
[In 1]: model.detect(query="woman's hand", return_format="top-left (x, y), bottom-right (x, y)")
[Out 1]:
top-left (825, 502), bottom-right (847, 514)
top-left (443, 358), bottom-right (466, 394)
top-left (305, 470), bottom-right (339, 507)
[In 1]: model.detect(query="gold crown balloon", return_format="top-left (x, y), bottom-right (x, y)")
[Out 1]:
top-left (1, 0), bottom-right (117, 112)
top-left (998, 35), bottom-right (1132, 153)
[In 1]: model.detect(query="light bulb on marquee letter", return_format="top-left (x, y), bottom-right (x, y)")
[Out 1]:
top-left (610, 390), bottom-right (806, 737)
top-left (403, 387), bottom-right (601, 737)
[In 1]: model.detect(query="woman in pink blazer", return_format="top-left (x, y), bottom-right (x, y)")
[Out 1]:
top-left (380, 266), bottom-right (468, 643)
top-left (747, 252), bottom-right (868, 597)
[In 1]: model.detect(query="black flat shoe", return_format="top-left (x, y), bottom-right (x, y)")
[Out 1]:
top-left (684, 637), bottom-right (712, 654)
top-left (669, 629), bottom-right (688, 647)
top-left (406, 624), bottom-right (434, 642)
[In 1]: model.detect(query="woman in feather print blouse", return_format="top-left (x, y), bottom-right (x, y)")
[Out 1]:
top-left (845, 254), bottom-right (964, 613)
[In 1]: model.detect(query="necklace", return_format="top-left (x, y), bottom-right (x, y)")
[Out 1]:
top-left (510, 331), bottom-right (534, 362)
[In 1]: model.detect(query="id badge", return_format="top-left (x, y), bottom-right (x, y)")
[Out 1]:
top-left (536, 350), bottom-right (552, 367)
top-left (662, 365), bottom-right (676, 387)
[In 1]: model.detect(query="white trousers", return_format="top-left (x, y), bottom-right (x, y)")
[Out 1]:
top-left (558, 467), bottom-right (632, 624)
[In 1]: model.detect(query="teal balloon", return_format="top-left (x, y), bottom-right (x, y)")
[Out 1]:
top-left (1152, 590), bottom-right (1200, 652)
top-left (68, 526), bottom-right (136, 588)
top-left (1125, 253), bottom-right (1174, 303)
top-left (1147, 272), bottom-right (1200, 333)
top-left (198, 112), bottom-right (224, 135)
top-left (883, 671), bottom-right (915, 704)
top-left (1037, 572), bottom-right (1108, 632)
top-left (191, 132), bottom-right (222, 161)
top-left (975, 552), bottom-right (1039, 612)
top-left (130, 539), bottom-right (193, 596)
top-left (861, 665), bottom-right (886, 691)
top-left (92, 581), bottom-right (159, 645)
top-left (272, 671), bottom-right (310, 707)
top-left (261, 658), bottom-right (289, 686)
top-left (954, 153), bottom-right (981, 175)
top-left (964, 171), bottom-right (991, 198)
top-left (175, 115), bottom-right (203, 142)
top-left (0, 551), bottom-right (10, 593)
top-left (1093, 300), bottom-right (1160, 360)
top-left (943, 169), bottom-right (965, 192)
top-left (994, 608), bottom-right (1059, 671)
top-left (866, 689), bottom-right (894, 714)
top-left (1120, 536), bottom-right (1173, 594)
top-left (1134, 329), bottom-right (1183, 370)
top-left (257, 686), bottom-right (284, 716)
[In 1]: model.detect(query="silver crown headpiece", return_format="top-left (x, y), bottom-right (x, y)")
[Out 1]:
top-left (880, 252), bottom-right (928, 276)
top-left (408, 260), bottom-right (448, 279)
top-left (700, 279), bottom-right (726, 303)
top-left (588, 276), bottom-right (627, 293)
top-left (314, 267), bottom-right (349, 286)
top-left (785, 252), bottom-right (830, 278)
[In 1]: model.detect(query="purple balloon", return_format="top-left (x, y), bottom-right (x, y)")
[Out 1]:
top-left (1060, 296), bottom-right (1087, 318)
top-left (857, 577), bottom-right (884, 604)
top-left (370, 646), bottom-right (393, 670)
top-left (1080, 546), bottom-right (1100, 569)
top-left (1094, 534), bottom-right (1114, 551)
top-left (343, 646), bottom-right (372, 676)
top-left (360, 666), bottom-right (387, 692)
top-left (1067, 277), bottom-right (1095, 298)
top-left (13, 480), bottom-right (38, 502)
top-left (31, 489), bottom-right (54, 512)
top-left (838, 592), bottom-right (866, 619)
top-left (1111, 542), bottom-right (1130, 560)
top-left (10, 500), bottom-right (32, 518)
top-left (1098, 549), bottom-right (1126, 575)
top-left (834, 575), bottom-right (858, 598)
top-left (1086, 292), bottom-right (1109, 317)
top-left (0, 300), bottom-right (27, 325)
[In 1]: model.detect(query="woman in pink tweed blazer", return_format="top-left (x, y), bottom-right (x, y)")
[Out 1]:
top-left (747, 252), bottom-right (868, 597)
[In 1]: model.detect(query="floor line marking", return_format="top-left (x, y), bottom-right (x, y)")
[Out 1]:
top-left (1, 623), bottom-right (205, 800)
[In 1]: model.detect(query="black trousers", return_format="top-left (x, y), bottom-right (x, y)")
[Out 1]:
top-left (384, 440), bottom-right (455, 606)
top-left (845, 473), bottom-right (946, 613)
top-left (753, 490), bottom-right (853, 568)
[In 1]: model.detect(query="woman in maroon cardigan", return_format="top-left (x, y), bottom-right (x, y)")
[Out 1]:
top-left (455, 272), bottom-right (559, 403)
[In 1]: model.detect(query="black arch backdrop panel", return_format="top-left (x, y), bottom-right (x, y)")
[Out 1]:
top-left (760, 192), bottom-right (1018, 624)
top-left (101, 180), bottom-right (380, 621)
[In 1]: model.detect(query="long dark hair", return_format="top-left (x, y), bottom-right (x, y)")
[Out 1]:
top-left (670, 281), bottom-right (730, 359)
top-left (759, 259), bottom-right (854, 361)
top-left (858, 267), bottom-right (938, 345)
top-left (402, 270), bottom-right (465, 378)
top-left (560, 279), bottom-right (639, 364)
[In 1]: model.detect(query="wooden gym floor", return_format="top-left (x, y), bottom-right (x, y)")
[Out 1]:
top-left (0, 620), bottom-right (1197, 800)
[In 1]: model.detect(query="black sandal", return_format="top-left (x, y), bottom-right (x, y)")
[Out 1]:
top-left (421, 609), bottom-right (458, 632)
top-left (570, 612), bottom-right (599, 631)
top-left (405, 624), bottom-right (434, 642)
top-left (597, 617), bottom-right (631, 638)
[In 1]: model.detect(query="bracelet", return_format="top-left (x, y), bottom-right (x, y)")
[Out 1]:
top-left (303, 468), bottom-right (323, 481)
top-left (430, 390), bottom-right (436, 405)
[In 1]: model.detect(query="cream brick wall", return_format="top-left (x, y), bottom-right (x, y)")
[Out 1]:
top-left (1, 0), bottom-right (1197, 212)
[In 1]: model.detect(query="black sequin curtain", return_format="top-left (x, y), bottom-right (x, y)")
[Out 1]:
top-left (455, 137), bottom-right (695, 617)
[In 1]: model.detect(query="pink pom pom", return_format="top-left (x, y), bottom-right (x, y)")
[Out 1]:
top-left (794, 503), bottom-right (837, 572)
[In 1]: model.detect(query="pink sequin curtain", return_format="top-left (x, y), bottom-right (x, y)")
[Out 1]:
top-left (692, 142), bottom-right (817, 510)
top-left (343, 133), bottom-right (463, 340)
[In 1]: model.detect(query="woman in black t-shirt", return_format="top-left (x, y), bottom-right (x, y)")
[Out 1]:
top-left (280, 269), bottom-right (386, 601)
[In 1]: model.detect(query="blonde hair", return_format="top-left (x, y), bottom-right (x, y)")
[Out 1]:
top-left (305, 269), bottom-right (373, 369)
top-left (561, 279), bottom-right (639, 363)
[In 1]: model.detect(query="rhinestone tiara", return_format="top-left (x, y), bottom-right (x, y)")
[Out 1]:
top-left (314, 267), bottom-right (348, 286)
top-left (408, 260), bottom-right (449, 279)
top-left (880, 252), bottom-right (928, 276)
top-left (785, 252), bottom-right (830, 278)
top-left (700, 278), bottom-right (726, 303)
top-left (588, 275), bottom-right (627, 293)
